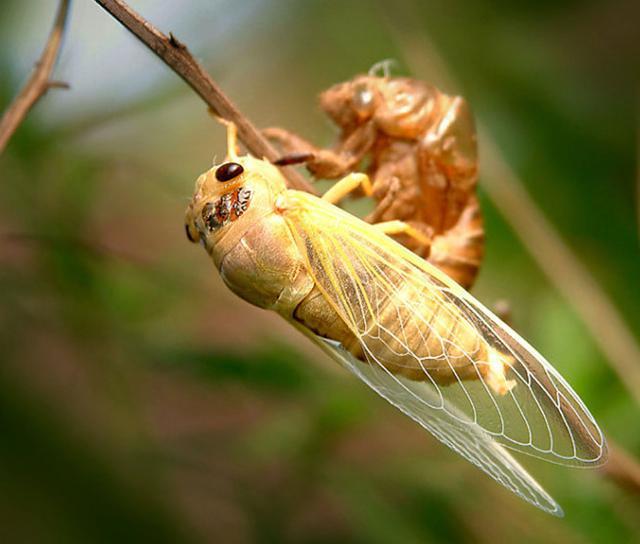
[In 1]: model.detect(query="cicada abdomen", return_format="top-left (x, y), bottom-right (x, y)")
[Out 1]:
top-left (293, 267), bottom-right (514, 396)
top-left (426, 195), bottom-right (484, 288)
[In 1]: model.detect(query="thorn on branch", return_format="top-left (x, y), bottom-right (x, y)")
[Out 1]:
top-left (46, 80), bottom-right (71, 91)
top-left (168, 32), bottom-right (186, 50)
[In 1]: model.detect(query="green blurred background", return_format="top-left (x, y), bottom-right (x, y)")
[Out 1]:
top-left (1, 1), bottom-right (639, 542)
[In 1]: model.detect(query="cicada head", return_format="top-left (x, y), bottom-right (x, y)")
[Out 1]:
top-left (319, 74), bottom-right (442, 141)
top-left (319, 74), bottom-right (385, 130)
top-left (185, 121), bottom-right (287, 258)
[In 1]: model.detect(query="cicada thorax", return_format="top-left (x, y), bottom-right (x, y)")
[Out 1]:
top-left (188, 156), bottom-right (318, 314)
top-left (212, 211), bottom-right (315, 313)
top-left (415, 94), bottom-right (479, 231)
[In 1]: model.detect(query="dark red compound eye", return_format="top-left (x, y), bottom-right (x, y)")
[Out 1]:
top-left (215, 162), bottom-right (244, 182)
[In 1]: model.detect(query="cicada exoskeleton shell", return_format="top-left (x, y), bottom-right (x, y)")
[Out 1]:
top-left (265, 74), bottom-right (484, 289)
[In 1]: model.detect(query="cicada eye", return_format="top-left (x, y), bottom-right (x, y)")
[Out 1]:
top-left (354, 87), bottom-right (373, 109)
top-left (216, 162), bottom-right (244, 182)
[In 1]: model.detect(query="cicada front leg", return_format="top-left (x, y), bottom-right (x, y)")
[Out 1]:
top-left (264, 127), bottom-right (351, 178)
top-left (265, 123), bottom-right (375, 179)
top-left (263, 127), bottom-right (319, 158)
top-left (319, 172), bottom-right (433, 251)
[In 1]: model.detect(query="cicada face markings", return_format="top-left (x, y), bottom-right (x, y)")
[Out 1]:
top-left (234, 187), bottom-right (252, 214)
top-left (202, 187), bottom-right (253, 232)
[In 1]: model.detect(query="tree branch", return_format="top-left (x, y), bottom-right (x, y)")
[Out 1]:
top-left (0, 0), bottom-right (71, 154)
top-left (93, 0), bottom-right (315, 194)
top-left (600, 439), bottom-right (640, 496)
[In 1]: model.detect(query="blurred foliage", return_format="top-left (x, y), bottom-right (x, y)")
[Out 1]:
top-left (1, 0), bottom-right (639, 542)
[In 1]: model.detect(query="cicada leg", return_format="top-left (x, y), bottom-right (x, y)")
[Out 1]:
top-left (264, 127), bottom-right (319, 157)
top-left (373, 220), bottom-right (432, 249)
top-left (321, 174), bottom-right (434, 264)
top-left (321, 172), bottom-right (373, 204)
top-left (265, 124), bottom-right (375, 179)
top-left (265, 127), bottom-right (353, 178)
top-left (210, 113), bottom-right (240, 160)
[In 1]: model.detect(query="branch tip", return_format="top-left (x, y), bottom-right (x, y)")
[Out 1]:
top-left (0, 0), bottom-right (71, 153)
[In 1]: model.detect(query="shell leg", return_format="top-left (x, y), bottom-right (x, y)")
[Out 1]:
top-left (263, 127), bottom-right (319, 157)
top-left (264, 125), bottom-right (372, 179)
top-left (264, 127), bottom-right (352, 178)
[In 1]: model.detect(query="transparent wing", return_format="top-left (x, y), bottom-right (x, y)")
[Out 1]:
top-left (283, 191), bottom-right (606, 507)
top-left (296, 326), bottom-right (563, 515)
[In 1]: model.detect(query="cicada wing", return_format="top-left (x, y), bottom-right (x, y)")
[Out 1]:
top-left (284, 191), bottom-right (606, 471)
top-left (296, 326), bottom-right (563, 516)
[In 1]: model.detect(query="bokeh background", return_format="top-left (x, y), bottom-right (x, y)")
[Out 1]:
top-left (1, 1), bottom-right (639, 542)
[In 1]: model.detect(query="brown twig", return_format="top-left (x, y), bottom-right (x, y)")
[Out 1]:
top-left (600, 439), bottom-right (640, 495)
top-left (93, 0), bottom-right (315, 194)
top-left (0, 0), bottom-right (70, 154)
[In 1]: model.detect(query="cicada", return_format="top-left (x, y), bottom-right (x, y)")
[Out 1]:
top-left (266, 73), bottom-right (483, 289)
top-left (185, 121), bottom-right (606, 516)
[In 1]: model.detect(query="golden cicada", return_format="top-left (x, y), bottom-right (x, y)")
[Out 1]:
top-left (185, 121), bottom-right (606, 516)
